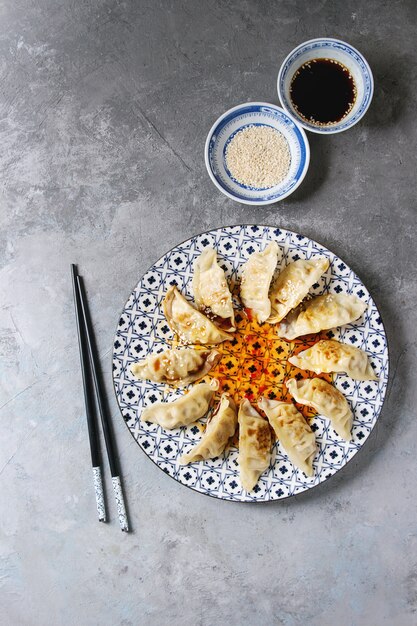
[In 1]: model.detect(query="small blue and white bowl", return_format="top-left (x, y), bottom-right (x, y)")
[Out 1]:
top-left (278, 38), bottom-right (374, 134)
top-left (204, 102), bottom-right (310, 205)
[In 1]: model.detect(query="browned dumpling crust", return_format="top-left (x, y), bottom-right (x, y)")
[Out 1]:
top-left (268, 257), bottom-right (329, 323)
top-left (240, 241), bottom-right (279, 323)
top-left (192, 247), bottom-right (235, 332)
top-left (180, 394), bottom-right (238, 464)
top-left (238, 398), bottom-right (272, 491)
top-left (277, 293), bottom-right (367, 340)
top-left (286, 377), bottom-right (353, 441)
top-left (131, 347), bottom-right (221, 387)
top-left (258, 398), bottom-right (317, 476)
top-left (141, 379), bottom-right (219, 429)
top-left (289, 339), bottom-right (377, 380)
top-left (163, 286), bottom-right (233, 345)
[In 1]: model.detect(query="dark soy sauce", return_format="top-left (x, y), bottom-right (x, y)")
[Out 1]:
top-left (290, 58), bottom-right (356, 126)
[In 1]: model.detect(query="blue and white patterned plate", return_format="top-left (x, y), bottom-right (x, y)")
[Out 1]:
top-left (278, 38), bottom-right (374, 134)
top-left (205, 103), bottom-right (310, 204)
top-left (112, 225), bottom-right (389, 502)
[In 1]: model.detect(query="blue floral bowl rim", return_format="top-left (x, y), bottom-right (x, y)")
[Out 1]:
top-left (204, 101), bottom-right (310, 205)
top-left (277, 37), bottom-right (374, 135)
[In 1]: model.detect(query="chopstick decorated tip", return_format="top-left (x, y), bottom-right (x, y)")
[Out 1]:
top-left (76, 274), bottom-right (129, 532)
top-left (71, 264), bottom-right (106, 523)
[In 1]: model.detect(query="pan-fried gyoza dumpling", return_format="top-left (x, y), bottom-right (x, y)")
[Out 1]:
top-left (268, 257), bottom-right (329, 323)
top-left (131, 347), bottom-right (221, 387)
top-left (277, 293), bottom-right (367, 340)
top-left (141, 379), bottom-right (219, 429)
top-left (163, 286), bottom-right (233, 345)
top-left (289, 340), bottom-right (377, 381)
top-left (286, 378), bottom-right (353, 441)
top-left (240, 241), bottom-right (279, 323)
top-left (238, 398), bottom-right (272, 491)
top-left (258, 397), bottom-right (316, 476)
top-left (192, 247), bottom-right (235, 332)
top-left (180, 394), bottom-right (237, 464)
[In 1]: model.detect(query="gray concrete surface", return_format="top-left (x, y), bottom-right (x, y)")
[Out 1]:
top-left (1, 1), bottom-right (416, 625)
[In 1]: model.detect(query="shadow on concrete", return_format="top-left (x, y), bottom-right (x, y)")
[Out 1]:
top-left (363, 48), bottom-right (408, 129)
top-left (287, 131), bottom-right (330, 203)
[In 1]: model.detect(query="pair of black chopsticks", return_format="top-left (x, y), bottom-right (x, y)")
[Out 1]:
top-left (71, 264), bottom-right (129, 532)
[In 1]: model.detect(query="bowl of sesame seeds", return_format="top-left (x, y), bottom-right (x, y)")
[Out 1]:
top-left (204, 102), bottom-right (310, 205)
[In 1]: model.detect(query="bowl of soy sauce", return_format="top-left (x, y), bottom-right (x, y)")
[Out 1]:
top-left (277, 38), bottom-right (373, 134)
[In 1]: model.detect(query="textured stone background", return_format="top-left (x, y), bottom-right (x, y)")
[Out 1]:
top-left (1, 1), bottom-right (416, 625)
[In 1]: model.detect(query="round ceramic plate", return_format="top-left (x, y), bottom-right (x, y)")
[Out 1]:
top-left (113, 225), bottom-right (389, 502)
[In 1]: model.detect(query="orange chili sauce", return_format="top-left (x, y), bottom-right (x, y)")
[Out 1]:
top-left (171, 307), bottom-right (333, 445)
top-left (201, 308), bottom-right (332, 423)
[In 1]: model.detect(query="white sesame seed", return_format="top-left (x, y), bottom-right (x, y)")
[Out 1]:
top-left (225, 125), bottom-right (291, 189)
